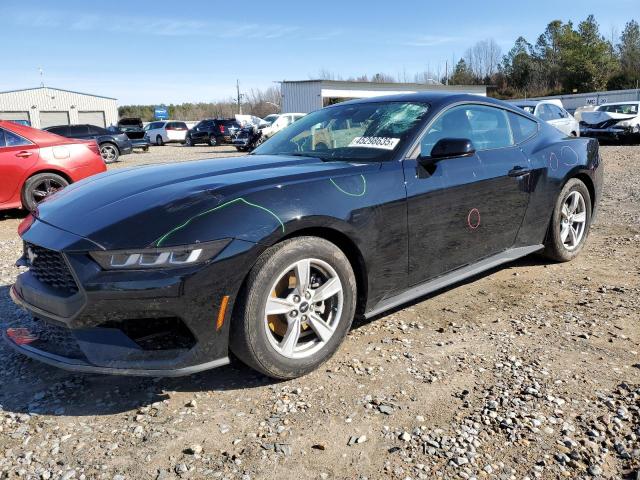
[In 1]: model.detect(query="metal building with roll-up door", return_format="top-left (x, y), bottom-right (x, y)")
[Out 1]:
top-left (280, 80), bottom-right (487, 114)
top-left (0, 86), bottom-right (117, 129)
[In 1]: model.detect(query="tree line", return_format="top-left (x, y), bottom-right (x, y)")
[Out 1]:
top-left (451, 15), bottom-right (639, 98)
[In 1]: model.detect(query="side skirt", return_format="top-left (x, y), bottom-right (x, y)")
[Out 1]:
top-left (364, 245), bottom-right (544, 319)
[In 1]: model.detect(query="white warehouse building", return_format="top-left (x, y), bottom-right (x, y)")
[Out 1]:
top-left (0, 87), bottom-right (118, 129)
top-left (280, 80), bottom-right (487, 113)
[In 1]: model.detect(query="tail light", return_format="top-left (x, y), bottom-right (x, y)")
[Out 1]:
top-left (87, 141), bottom-right (100, 156)
top-left (219, 125), bottom-right (225, 133)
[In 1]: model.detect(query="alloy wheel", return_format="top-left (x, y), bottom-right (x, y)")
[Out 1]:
top-left (560, 191), bottom-right (587, 250)
top-left (100, 144), bottom-right (117, 163)
top-left (31, 177), bottom-right (65, 203)
top-left (263, 258), bottom-right (343, 359)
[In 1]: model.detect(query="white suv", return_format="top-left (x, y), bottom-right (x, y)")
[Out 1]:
top-left (144, 121), bottom-right (188, 146)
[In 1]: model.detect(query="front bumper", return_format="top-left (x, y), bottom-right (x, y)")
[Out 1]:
top-left (580, 126), bottom-right (640, 142)
top-left (5, 219), bottom-right (260, 376)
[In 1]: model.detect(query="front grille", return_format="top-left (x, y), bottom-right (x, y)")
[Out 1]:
top-left (25, 243), bottom-right (79, 294)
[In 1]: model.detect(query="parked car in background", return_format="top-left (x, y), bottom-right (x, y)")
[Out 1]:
top-left (580, 102), bottom-right (640, 144)
top-left (261, 113), bottom-right (306, 139)
top-left (110, 118), bottom-right (150, 151)
top-left (144, 121), bottom-right (188, 146)
top-left (262, 114), bottom-right (279, 126)
top-left (8, 119), bottom-right (32, 127)
top-left (0, 121), bottom-right (105, 211)
top-left (6, 94), bottom-right (602, 378)
top-left (511, 101), bottom-right (579, 137)
top-left (184, 119), bottom-right (241, 146)
top-left (43, 124), bottom-right (132, 164)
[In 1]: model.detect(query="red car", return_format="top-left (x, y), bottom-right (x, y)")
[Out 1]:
top-left (0, 121), bottom-right (106, 211)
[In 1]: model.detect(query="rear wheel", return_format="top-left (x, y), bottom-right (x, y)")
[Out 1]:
top-left (208, 136), bottom-right (218, 147)
top-left (230, 237), bottom-right (357, 379)
top-left (543, 178), bottom-right (592, 262)
top-left (156, 135), bottom-right (164, 146)
top-left (99, 143), bottom-right (119, 163)
top-left (21, 173), bottom-right (69, 211)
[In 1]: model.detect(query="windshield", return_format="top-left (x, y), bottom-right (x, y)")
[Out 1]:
top-left (254, 101), bottom-right (430, 161)
top-left (598, 104), bottom-right (638, 114)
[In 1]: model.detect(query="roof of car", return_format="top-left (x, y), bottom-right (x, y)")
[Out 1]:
top-left (599, 101), bottom-right (640, 106)
top-left (337, 92), bottom-right (515, 110)
top-left (0, 120), bottom-right (87, 147)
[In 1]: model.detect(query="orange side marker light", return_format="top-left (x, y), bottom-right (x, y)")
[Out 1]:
top-left (216, 295), bottom-right (230, 330)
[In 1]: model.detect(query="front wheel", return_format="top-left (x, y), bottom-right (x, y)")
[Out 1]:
top-left (542, 178), bottom-right (592, 262)
top-left (230, 237), bottom-right (357, 379)
top-left (208, 136), bottom-right (217, 147)
top-left (21, 173), bottom-right (69, 211)
top-left (156, 135), bottom-right (164, 146)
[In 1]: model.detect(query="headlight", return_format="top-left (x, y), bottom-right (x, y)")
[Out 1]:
top-left (89, 239), bottom-right (231, 270)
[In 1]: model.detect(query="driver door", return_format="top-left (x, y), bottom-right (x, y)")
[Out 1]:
top-left (404, 104), bottom-right (531, 286)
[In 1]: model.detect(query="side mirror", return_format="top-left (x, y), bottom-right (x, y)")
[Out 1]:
top-left (428, 138), bottom-right (475, 161)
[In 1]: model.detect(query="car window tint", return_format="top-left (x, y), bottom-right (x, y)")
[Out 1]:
top-left (47, 126), bottom-right (66, 135)
top-left (88, 125), bottom-right (107, 135)
top-left (3, 128), bottom-right (32, 147)
top-left (0, 128), bottom-right (6, 147)
top-left (508, 112), bottom-right (538, 144)
top-left (67, 125), bottom-right (88, 137)
top-left (537, 104), bottom-right (555, 122)
top-left (421, 104), bottom-right (513, 156)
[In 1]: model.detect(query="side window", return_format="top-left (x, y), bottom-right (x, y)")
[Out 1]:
top-left (508, 112), bottom-right (538, 144)
top-left (2, 128), bottom-right (32, 147)
top-left (0, 128), bottom-right (5, 147)
top-left (420, 104), bottom-right (513, 156)
top-left (549, 105), bottom-right (565, 119)
top-left (537, 104), bottom-right (554, 122)
top-left (88, 125), bottom-right (107, 135)
top-left (68, 125), bottom-right (89, 137)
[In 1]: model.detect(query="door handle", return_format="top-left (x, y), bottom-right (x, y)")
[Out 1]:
top-left (508, 166), bottom-right (531, 177)
top-left (15, 151), bottom-right (33, 158)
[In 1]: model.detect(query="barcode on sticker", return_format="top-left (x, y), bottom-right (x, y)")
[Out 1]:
top-left (348, 136), bottom-right (400, 150)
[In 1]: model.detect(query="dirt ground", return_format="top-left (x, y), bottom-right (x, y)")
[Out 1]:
top-left (0, 145), bottom-right (638, 480)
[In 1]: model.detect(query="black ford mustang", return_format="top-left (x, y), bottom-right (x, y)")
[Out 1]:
top-left (7, 93), bottom-right (603, 379)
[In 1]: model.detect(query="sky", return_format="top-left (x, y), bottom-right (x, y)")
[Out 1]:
top-left (0, 0), bottom-right (637, 105)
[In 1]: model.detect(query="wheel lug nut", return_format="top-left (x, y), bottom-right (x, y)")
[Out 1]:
top-left (301, 315), bottom-right (307, 321)
top-left (290, 310), bottom-right (298, 317)
top-left (305, 291), bottom-right (312, 299)
top-left (293, 295), bottom-right (301, 303)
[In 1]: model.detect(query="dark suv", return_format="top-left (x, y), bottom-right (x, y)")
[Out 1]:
top-left (44, 124), bottom-right (133, 164)
top-left (185, 119), bottom-right (241, 146)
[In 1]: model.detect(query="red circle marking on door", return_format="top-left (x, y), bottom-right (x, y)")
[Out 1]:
top-left (467, 208), bottom-right (481, 230)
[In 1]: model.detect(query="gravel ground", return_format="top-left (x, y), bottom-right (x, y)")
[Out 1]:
top-left (0, 145), bottom-right (638, 480)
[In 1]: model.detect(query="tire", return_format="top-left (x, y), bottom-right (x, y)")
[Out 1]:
top-left (230, 237), bottom-right (357, 379)
top-left (156, 135), bottom-right (164, 146)
top-left (184, 136), bottom-right (193, 147)
top-left (99, 143), bottom-right (120, 164)
top-left (208, 136), bottom-right (218, 147)
top-left (542, 178), bottom-right (592, 262)
top-left (21, 173), bottom-right (69, 211)
top-left (143, 146), bottom-right (149, 152)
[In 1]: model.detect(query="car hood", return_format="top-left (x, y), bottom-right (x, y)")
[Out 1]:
top-left (581, 110), bottom-right (636, 125)
top-left (34, 155), bottom-right (360, 250)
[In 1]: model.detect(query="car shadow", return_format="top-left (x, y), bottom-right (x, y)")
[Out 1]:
top-left (0, 254), bottom-right (553, 418)
top-left (1, 209), bottom-right (28, 221)
top-left (353, 253), bottom-right (555, 329)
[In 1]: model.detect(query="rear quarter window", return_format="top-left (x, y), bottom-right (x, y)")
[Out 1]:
top-left (508, 112), bottom-right (538, 144)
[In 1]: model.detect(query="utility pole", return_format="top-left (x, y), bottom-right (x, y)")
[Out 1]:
top-left (236, 79), bottom-right (242, 115)
top-left (39, 67), bottom-right (44, 87)
top-left (445, 61), bottom-right (448, 86)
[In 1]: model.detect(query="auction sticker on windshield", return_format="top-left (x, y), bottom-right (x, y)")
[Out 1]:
top-left (348, 136), bottom-right (400, 150)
